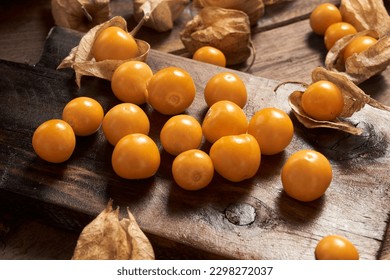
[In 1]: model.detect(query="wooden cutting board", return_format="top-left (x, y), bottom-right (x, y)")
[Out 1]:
top-left (0, 26), bottom-right (389, 260)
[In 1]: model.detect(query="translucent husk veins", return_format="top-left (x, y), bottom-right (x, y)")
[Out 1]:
top-left (72, 200), bottom-right (154, 260)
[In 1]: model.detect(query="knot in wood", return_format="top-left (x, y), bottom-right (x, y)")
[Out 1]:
top-left (225, 203), bottom-right (256, 226)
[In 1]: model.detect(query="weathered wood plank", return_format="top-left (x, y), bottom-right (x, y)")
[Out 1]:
top-left (0, 0), bottom-right (54, 64)
top-left (0, 27), bottom-right (389, 260)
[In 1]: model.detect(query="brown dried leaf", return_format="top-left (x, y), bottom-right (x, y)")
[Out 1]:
top-left (287, 67), bottom-right (390, 135)
top-left (51, 0), bottom-right (111, 33)
top-left (193, 0), bottom-right (264, 26)
top-left (340, 0), bottom-right (390, 37)
top-left (120, 208), bottom-right (155, 260)
top-left (180, 6), bottom-right (251, 65)
top-left (57, 16), bottom-right (150, 87)
top-left (134, 0), bottom-right (190, 32)
top-left (325, 31), bottom-right (390, 84)
top-left (72, 200), bottom-right (154, 260)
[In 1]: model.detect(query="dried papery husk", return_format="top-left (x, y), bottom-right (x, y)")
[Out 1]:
top-left (193, 0), bottom-right (264, 26)
top-left (340, 0), bottom-right (390, 37)
top-left (57, 16), bottom-right (150, 87)
top-left (287, 67), bottom-right (390, 135)
top-left (325, 30), bottom-right (390, 84)
top-left (72, 200), bottom-right (154, 260)
top-left (180, 6), bottom-right (251, 66)
top-left (134, 0), bottom-right (190, 32)
top-left (51, 0), bottom-right (111, 33)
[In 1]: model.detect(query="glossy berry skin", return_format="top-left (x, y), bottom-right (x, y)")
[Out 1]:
top-left (111, 61), bottom-right (153, 104)
top-left (147, 67), bottom-right (196, 115)
top-left (160, 114), bottom-right (203, 156)
top-left (32, 119), bottom-right (76, 163)
top-left (62, 97), bottom-right (104, 136)
top-left (102, 103), bottom-right (150, 146)
top-left (310, 3), bottom-right (342, 35)
top-left (248, 107), bottom-right (294, 155)
top-left (92, 26), bottom-right (139, 61)
top-left (315, 235), bottom-right (360, 260)
top-left (324, 22), bottom-right (357, 50)
top-left (111, 133), bottom-right (160, 180)
top-left (204, 72), bottom-right (247, 108)
top-left (343, 35), bottom-right (378, 62)
top-left (281, 150), bottom-right (332, 202)
top-left (210, 134), bottom-right (261, 182)
top-left (193, 46), bottom-right (227, 67)
top-left (172, 149), bottom-right (214, 191)
top-left (202, 100), bottom-right (248, 144)
top-left (301, 80), bottom-right (344, 121)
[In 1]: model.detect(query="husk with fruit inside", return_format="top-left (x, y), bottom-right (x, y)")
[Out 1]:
top-left (51, 0), bottom-right (111, 33)
top-left (325, 30), bottom-right (390, 85)
top-left (57, 16), bottom-right (150, 87)
top-left (192, 0), bottom-right (264, 26)
top-left (133, 0), bottom-right (190, 32)
top-left (180, 6), bottom-right (251, 66)
top-left (72, 200), bottom-right (154, 260)
top-left (324, 0), bottom-right (390, 84)
top-left (287, 67), bottom-right (390, 135)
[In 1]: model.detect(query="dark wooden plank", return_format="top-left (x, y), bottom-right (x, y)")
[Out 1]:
top-left (1, 27), bottom-right (389, 260)
top-left (0, 0), bottom-right (54, 64)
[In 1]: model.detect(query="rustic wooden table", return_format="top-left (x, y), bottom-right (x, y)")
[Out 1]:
top-left (0, 0), bottom-right (389, 260)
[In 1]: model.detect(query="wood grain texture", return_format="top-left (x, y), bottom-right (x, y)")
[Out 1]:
top-left (1, 27), bottom-right (389, 260)
top-left (0, 0), bottom-right (54, 64)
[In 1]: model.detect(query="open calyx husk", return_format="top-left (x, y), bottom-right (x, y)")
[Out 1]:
top-left (287, 67), bottom-right (390, 135)
top-left (288, 0), bottom-right (390, 134)
top-left (57, 16), bottom-right (150, 87)
top-left (72, 200), bottom-right (154, 260)
top-left (180, 6), bottom-right (251, 66)
top-left (325, 30), bottom-right (390, 85)
top-left (325, 0), bottom-right (390, 84)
